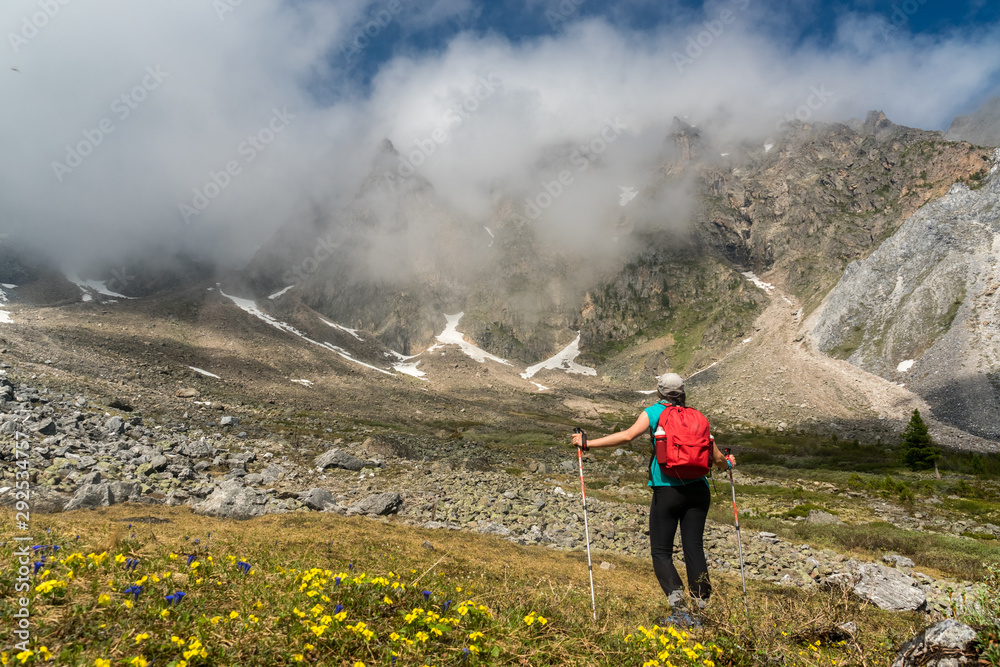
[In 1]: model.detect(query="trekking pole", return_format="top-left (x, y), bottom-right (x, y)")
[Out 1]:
top-left (573, 427), bottom-right (597, 621)
top-left (725, 447), bottom-right (750, 620)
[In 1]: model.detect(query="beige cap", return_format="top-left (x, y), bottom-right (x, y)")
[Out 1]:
top-left (656, 372), bottom-right (684, 394)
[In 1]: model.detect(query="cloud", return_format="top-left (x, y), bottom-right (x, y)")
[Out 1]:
top-left (1, 0), bottom-right (998, 272)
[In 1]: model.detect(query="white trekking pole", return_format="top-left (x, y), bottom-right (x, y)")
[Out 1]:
top-left (725, 447), bottom-right (749, 620)
top-left (573, 427), bottom-right (597, 621)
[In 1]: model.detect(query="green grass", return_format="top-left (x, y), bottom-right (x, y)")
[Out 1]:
top-left (3, 505), bottom-right (929, 667)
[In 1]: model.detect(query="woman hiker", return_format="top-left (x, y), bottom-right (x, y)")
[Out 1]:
top-left (571, 372), bottom-right (734, 610)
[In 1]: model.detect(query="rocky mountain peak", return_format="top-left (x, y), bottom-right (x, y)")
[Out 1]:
top-left (946, 96), bottom-right (1000, 147)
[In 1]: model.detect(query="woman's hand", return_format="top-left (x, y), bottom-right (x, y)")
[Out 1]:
top-left (572, 432), bottom-right (586, 448)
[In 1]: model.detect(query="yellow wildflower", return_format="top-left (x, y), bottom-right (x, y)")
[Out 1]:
top-left (135, 632), bottom-right (150, 644)
top-left (128, 657), bottom-right (148, 667)
top-left (94, 660), bottom-right (111, 667)
top-left (229, 611), bottom-right (239, 620)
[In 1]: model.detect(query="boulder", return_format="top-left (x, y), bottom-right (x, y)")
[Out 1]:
top-left (314, 448), bottom-right (372, 472)
top-left (883, 553), bottom-right (916, 568)
top-left (891, 619), bottom-right (979, 667)
top-left (192, 479), bottom-right (270, 520)
top-left (349, 491), bottom-right (403, 516)
top-left (64, 481), bottom-right (146, 511)
top-left (105, 416), bottom-right (125, 435)
top-left (806, 509), bottom-right (842, 525)
top-left (298, 488), bottom-right (337, 511)
top-left (261, 463), bottom-right (286, 484)
top-left (175, 388), bottom-right (199, 398)
top-left (33, 418), bottom-right (57, 436)
top-left (477, 521), bottom-right (512, 536)
top-left (1, 486), bottom-right (69, 513)
top-left (847, 563), bottom-right (926, 611)
top-left (182, 439), bottom-right (214, 458)
top-left (220, 416), bottom-right (240, 427)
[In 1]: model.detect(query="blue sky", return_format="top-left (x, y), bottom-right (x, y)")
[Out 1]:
top-left (340, 0), bottom-right (1000, 111)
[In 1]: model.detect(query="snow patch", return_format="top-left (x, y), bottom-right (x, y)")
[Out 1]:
top-left (428, 312), bottom-right (511, 365)
top-left (618, 186), bottom-right (638, 207)
top-left (220, 288), bottom-right (393, 375)
top-left (764, 143), bottom-right (774, 153)
top-left (189, 366), bottom-right (221, 379)
top-left (520, 333), bottom-right (596, 379)
top-left (897, 359), bottom-right (915, 372)
top-left (319, 317), bottom-right (364, 341)
top-left (685, 361), bottom-right (717, 379)
top-left (0, 285), bottom-right (13, 321)
top-left (720, 153), bottom-right (729, 157)
top-left (290, 378), bottom-right (314, 387)
top-left (742, 337), bottom-right (752, 344)
top-left (268, 285), bottom-right (295, 300)
top-left (67, 274), bottom-right (135, 300)
top-left (741, 271), bottom-right (775, 293)
top-left (393, 360), bottom-right (427, 380)
top-left (530, 381), bottom-right (548, 392)
top-left (484, 226), bottom-right (495, 246)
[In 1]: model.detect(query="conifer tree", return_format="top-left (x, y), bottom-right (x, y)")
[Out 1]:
top-left (901, 409), bottom-right (940, 471)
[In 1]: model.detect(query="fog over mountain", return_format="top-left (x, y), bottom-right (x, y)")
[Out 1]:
top-left (2, 0), bottom-right (1000, 273)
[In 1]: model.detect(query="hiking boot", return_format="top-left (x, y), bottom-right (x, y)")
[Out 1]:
top-left (656, 610), bottom-right (702, 629)
top-left (667, 589), bottom-right (686, 610)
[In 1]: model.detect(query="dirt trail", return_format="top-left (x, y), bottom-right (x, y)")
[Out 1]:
top-left (696, 282), bottom-right (997, 451)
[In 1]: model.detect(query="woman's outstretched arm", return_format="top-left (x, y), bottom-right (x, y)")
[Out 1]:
top-left (571, 412), bottom-right (650, 449)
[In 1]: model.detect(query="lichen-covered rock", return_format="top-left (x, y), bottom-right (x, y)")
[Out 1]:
top-left (192, 479), bottom-right (270, 520)
top-left (64, 481), bottom-right (147, 511)
top-left (299, 488), bottom-right (337, 511)
top-left (349, 491), bottom-right (403, 516)
top-left (314, 448), bottom-right (372, 472)
top-left (891, 619), bottom-right (979, 667)
top-left (845, 563), bottom-right (926, 611)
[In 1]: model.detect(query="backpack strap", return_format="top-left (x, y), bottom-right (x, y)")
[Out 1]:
top-left (647, 400), bottom-right (680, 485)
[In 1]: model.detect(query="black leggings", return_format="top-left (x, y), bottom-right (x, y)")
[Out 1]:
top-left (649, 482), bottom-right (712, 600)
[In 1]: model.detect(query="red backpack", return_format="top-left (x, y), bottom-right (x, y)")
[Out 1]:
top-left (653, 404), bottom-right (712, 479)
